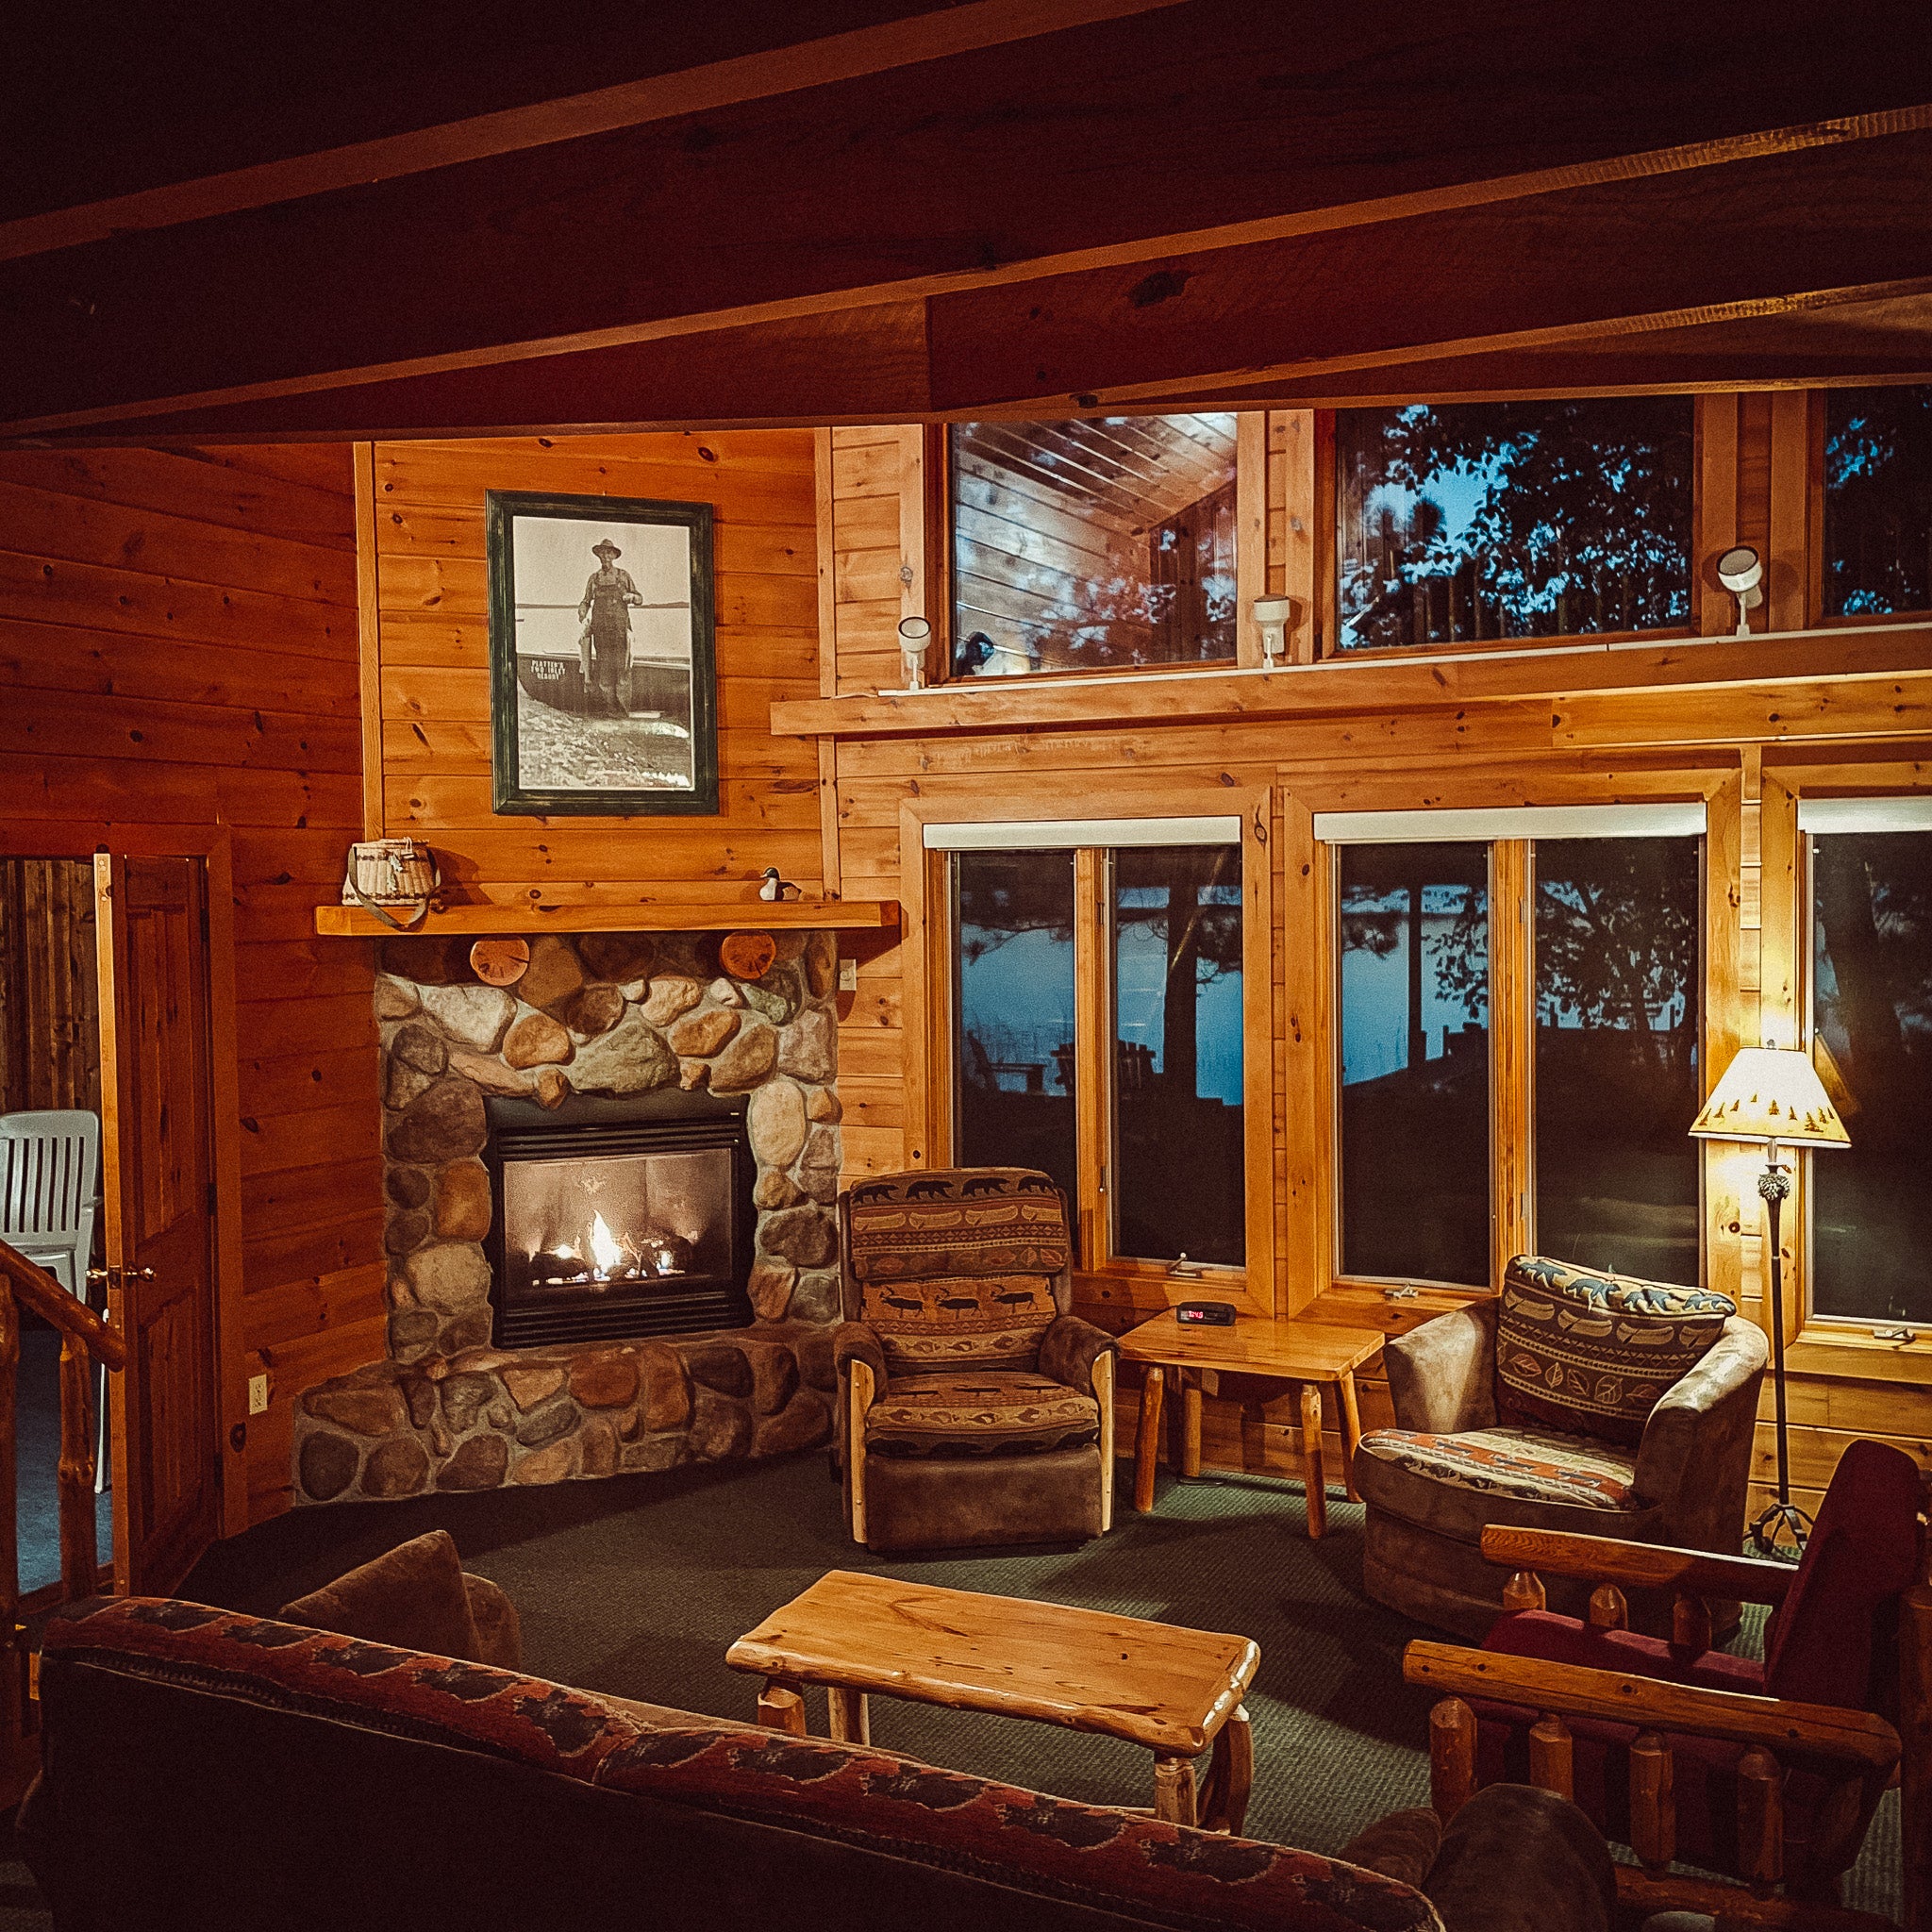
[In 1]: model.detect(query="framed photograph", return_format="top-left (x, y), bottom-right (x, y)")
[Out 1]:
top-left (487, 490), bottom-right (718, 816)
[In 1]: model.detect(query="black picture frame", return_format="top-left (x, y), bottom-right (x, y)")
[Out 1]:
top-left (487, 489), bottom-right (718, 816)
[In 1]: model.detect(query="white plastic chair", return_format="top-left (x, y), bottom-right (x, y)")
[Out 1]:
top-left (0, 1111), bottom-right (107, 1491)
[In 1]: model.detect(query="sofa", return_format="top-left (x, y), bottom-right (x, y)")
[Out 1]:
top-left (1355, 1256), bottom-right (1768, 1640)
top-left (21, 1541), bottom-right (1618, 1931)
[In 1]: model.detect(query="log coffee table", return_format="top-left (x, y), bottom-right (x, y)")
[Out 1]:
top-left (1117, 1311), bottom-right (1384, 1538)
top-left (725, 1569), bottom-right (1259, 1832)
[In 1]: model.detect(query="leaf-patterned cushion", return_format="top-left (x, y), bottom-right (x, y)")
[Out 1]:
top-left (1495, 1254), bottom-right (1735, 1447)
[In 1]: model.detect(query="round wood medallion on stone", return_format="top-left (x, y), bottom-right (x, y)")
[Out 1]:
top-left (469, 938), bottom-right (531, 986)
top-left (719, 931), bottom-right (775, 980)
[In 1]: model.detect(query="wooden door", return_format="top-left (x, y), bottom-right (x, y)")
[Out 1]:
top-left (94, 854), bottom-right (219, 1594)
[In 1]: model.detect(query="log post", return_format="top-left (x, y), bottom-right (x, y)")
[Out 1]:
top-left (1503, 1570), bottom-right (1546, 1613)
top-left (1673, 1590), bottom-right (1713, 1657)
top-left (1630, 1731), bottom-right (1676, 1872)
top-left (1736, 1746), bottom-right (1783, 1893)
top-left (1529, 1714), bottom-right (1574, 1802)
top-left (1588, 1584), bottom-right (1629, 1632)
top-left (847, 1357), bottom-right (874, 1546)
top-left (758, 1679), bottom-right (808, 1736)
top-left (1429, 1697), bottom-right (1476, 1821)
top-left (1134, 1366), bottom-right (1164, 1514)
top-left (57, 1335), bottom-right (97, 1600)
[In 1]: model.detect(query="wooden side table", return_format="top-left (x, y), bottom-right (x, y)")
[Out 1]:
top-left (726, 1569), bottom-right (1259, 1832)
top-left (1116, 1311), bottom-right (1384, 1538)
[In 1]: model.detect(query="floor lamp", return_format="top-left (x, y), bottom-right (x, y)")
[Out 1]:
top-left (1690, 1045), bottom-right (1850, 1557)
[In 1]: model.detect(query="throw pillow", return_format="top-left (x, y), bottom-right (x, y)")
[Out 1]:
top-left (280, 1527), bottom-right (482, 1661)
top-left (1494, 1255), bottom-right (1735, 1447)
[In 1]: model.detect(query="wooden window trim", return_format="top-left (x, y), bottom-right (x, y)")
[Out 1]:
top-left (898, 786), bottom-right (1279, 1320)
top-left (1780, 768), bottom-right (1932, 1352)
top-left (1288, 764), bottom-right (1733, 1307)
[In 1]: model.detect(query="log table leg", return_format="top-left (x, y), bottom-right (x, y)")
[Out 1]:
top-left (1152, 1752), bottom-right (1199, 1827)
top-left (1134, 1366), bottom-right (1165, 1514)
top-left (1336, 1371), bottom-right (1363, 1503)
top-left (1200, 1704), bottom-right (1255, 1836)
top-left (827, 1686), bottom-right (870, 1745)
top-left (758, 1678), bottom-right (808, 1736)
top-left (1180, 1370), bottom-right (1203, 1480)
top-left (1299, 1381), bottom-right (1327, 1539)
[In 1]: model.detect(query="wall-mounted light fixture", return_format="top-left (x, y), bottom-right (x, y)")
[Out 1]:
top-left (896, 615), bottom-right (933, 691)
top-left (1716, 545), bottom-right (1763, 639)
top-left (1251, 596), bottom-right (1294, 670)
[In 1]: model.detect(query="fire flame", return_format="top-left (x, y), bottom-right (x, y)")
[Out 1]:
top-left (589, 1211), bottom-right (625, 1276)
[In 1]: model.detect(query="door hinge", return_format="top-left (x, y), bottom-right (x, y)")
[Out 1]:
top-left (207, 1180), bottom-right (218, 1218)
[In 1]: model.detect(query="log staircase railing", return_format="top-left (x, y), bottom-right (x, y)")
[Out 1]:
top-left (0, 1236), bottom-right (127, 1781)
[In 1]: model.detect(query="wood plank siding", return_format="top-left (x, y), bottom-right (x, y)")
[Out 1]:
top-left (812, 403), bottom-right (1932, 1518)
top-left (361, 432), bottom-right (824, 901)
top-left (0, 443), bottom-right (375, 1526)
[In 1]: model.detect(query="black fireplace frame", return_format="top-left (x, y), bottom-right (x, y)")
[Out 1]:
top-left (482, 1087), bottom-right (756, 1348)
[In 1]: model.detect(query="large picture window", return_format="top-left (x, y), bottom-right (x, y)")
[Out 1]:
top-left (1335, 397), bottom-right (1694, 653)
top-left (1533, 838), bottom-right (1702, 1284)
top-left (1824, 385), bottom-right (1932, 619)
top-left (1333, 819), bottom-right (1707, 1292)
top-left (1112, 846), bottom-right (1244, 1265)
top-left (1339, 842), bottom-right (1491, 1285)
top-left (949, 415), bottom-right (1239, 677)
top-left (942, 819), bottom-right (1257, 1284)
top-left (952, 849), bottom-right (1078, 1207)
top-left (1809, 828), bottom-right (1932, 1324)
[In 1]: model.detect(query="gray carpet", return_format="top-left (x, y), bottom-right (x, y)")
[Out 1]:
top-left (0, 1455), bottom-right (1901, 1923)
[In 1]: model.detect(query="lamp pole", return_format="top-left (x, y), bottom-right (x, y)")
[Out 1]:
top-left (1754, 1141), bottom-right (1808, 1558)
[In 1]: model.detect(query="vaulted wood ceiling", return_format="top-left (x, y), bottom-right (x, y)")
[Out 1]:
top-left (4, 0), bottom-right (1930, 443)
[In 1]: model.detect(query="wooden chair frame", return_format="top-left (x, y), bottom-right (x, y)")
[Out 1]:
top-left (1404, 1522), bottom-right (1929, 1932)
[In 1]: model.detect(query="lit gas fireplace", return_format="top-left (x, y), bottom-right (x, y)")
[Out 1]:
top-left (484, 1090), bottom-right (754, 1347)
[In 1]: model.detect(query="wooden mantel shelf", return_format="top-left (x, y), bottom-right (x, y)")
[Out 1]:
top-left (769, 621), bottom-right (1932, 741)
top-left (315, 897), bottom-right (900, 938)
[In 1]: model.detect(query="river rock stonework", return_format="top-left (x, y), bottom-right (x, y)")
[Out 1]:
top-left (293, 928), bottom-right (843, 1503)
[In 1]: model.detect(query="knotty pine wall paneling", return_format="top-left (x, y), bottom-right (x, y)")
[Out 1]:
top-left (364, 433), bottom-right (823, 905)
top-left (0, 442), bottom-right (377, 1528)
top-left (809, 401), bottom-right (1932, 1521)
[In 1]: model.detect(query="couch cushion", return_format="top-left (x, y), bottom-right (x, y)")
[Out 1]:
top-left (1495, 1255), bottom-right (1734, 1446)
top-left (1357, 1425), bottom-right (1639, 1511)
top-left (865, 1370), bottom-right (1100, 1458)
top-left (845, 1168), bottom-right (1070, 1284)
top-left (279, 1528), bottom-right (481, 1661)
top-left (858, 1272), bottom-right (1058, 1374)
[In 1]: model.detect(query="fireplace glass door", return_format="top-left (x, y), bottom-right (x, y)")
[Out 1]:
top-left (486, 1093), bottom-right (754, 1346)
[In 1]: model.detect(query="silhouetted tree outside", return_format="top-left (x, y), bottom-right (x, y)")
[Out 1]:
top-left (1337, 397), bottom-right (1694, 651)
top-left (1824, 385), bottom-right (1932, 617)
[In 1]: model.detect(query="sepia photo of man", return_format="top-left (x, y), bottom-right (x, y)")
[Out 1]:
top-left (577, 536), bottom-right (643, 717)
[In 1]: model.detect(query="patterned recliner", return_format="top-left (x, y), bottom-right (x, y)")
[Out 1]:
top-left (833, 1168), bottom-right (1120, 1552)
top-left (1356, 1256), bottom-right (1768, 1640)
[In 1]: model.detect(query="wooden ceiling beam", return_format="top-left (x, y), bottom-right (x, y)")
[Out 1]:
top-left (6, 1), bottom-right (1931, 431)
top-left (921, 129), bottom-right (1932, 410)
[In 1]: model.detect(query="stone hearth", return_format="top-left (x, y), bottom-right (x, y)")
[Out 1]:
top-left (293, 926), bottom-right (843, 1504)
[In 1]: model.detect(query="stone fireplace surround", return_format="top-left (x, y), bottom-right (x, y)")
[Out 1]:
top-left (293, 927), bottom-right (842, 1505)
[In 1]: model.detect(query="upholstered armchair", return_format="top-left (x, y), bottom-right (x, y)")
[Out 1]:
top-left (1355, 1256), bottom-right (1768, 1640)
top-left (833, 1168), bottom-right (1119, 1553)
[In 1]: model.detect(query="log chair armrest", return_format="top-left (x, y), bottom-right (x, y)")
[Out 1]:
top-left (1383, 1299), bottom-right (1500, 1435)
top-left (831, 1321), bottom-right (886, 1386)
top-left (1479, 1526), bottom-right (1796, 1607)
top-left (1403, 1641), bottom-right (1900, 1777)
top-left (1038, 1314), bottom-right (1120, 1397)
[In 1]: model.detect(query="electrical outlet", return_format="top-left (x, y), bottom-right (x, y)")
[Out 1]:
top-left (248, 1373), bottom-right (271, 1416)
top-left (838, 957), bottom-right (858, 992)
